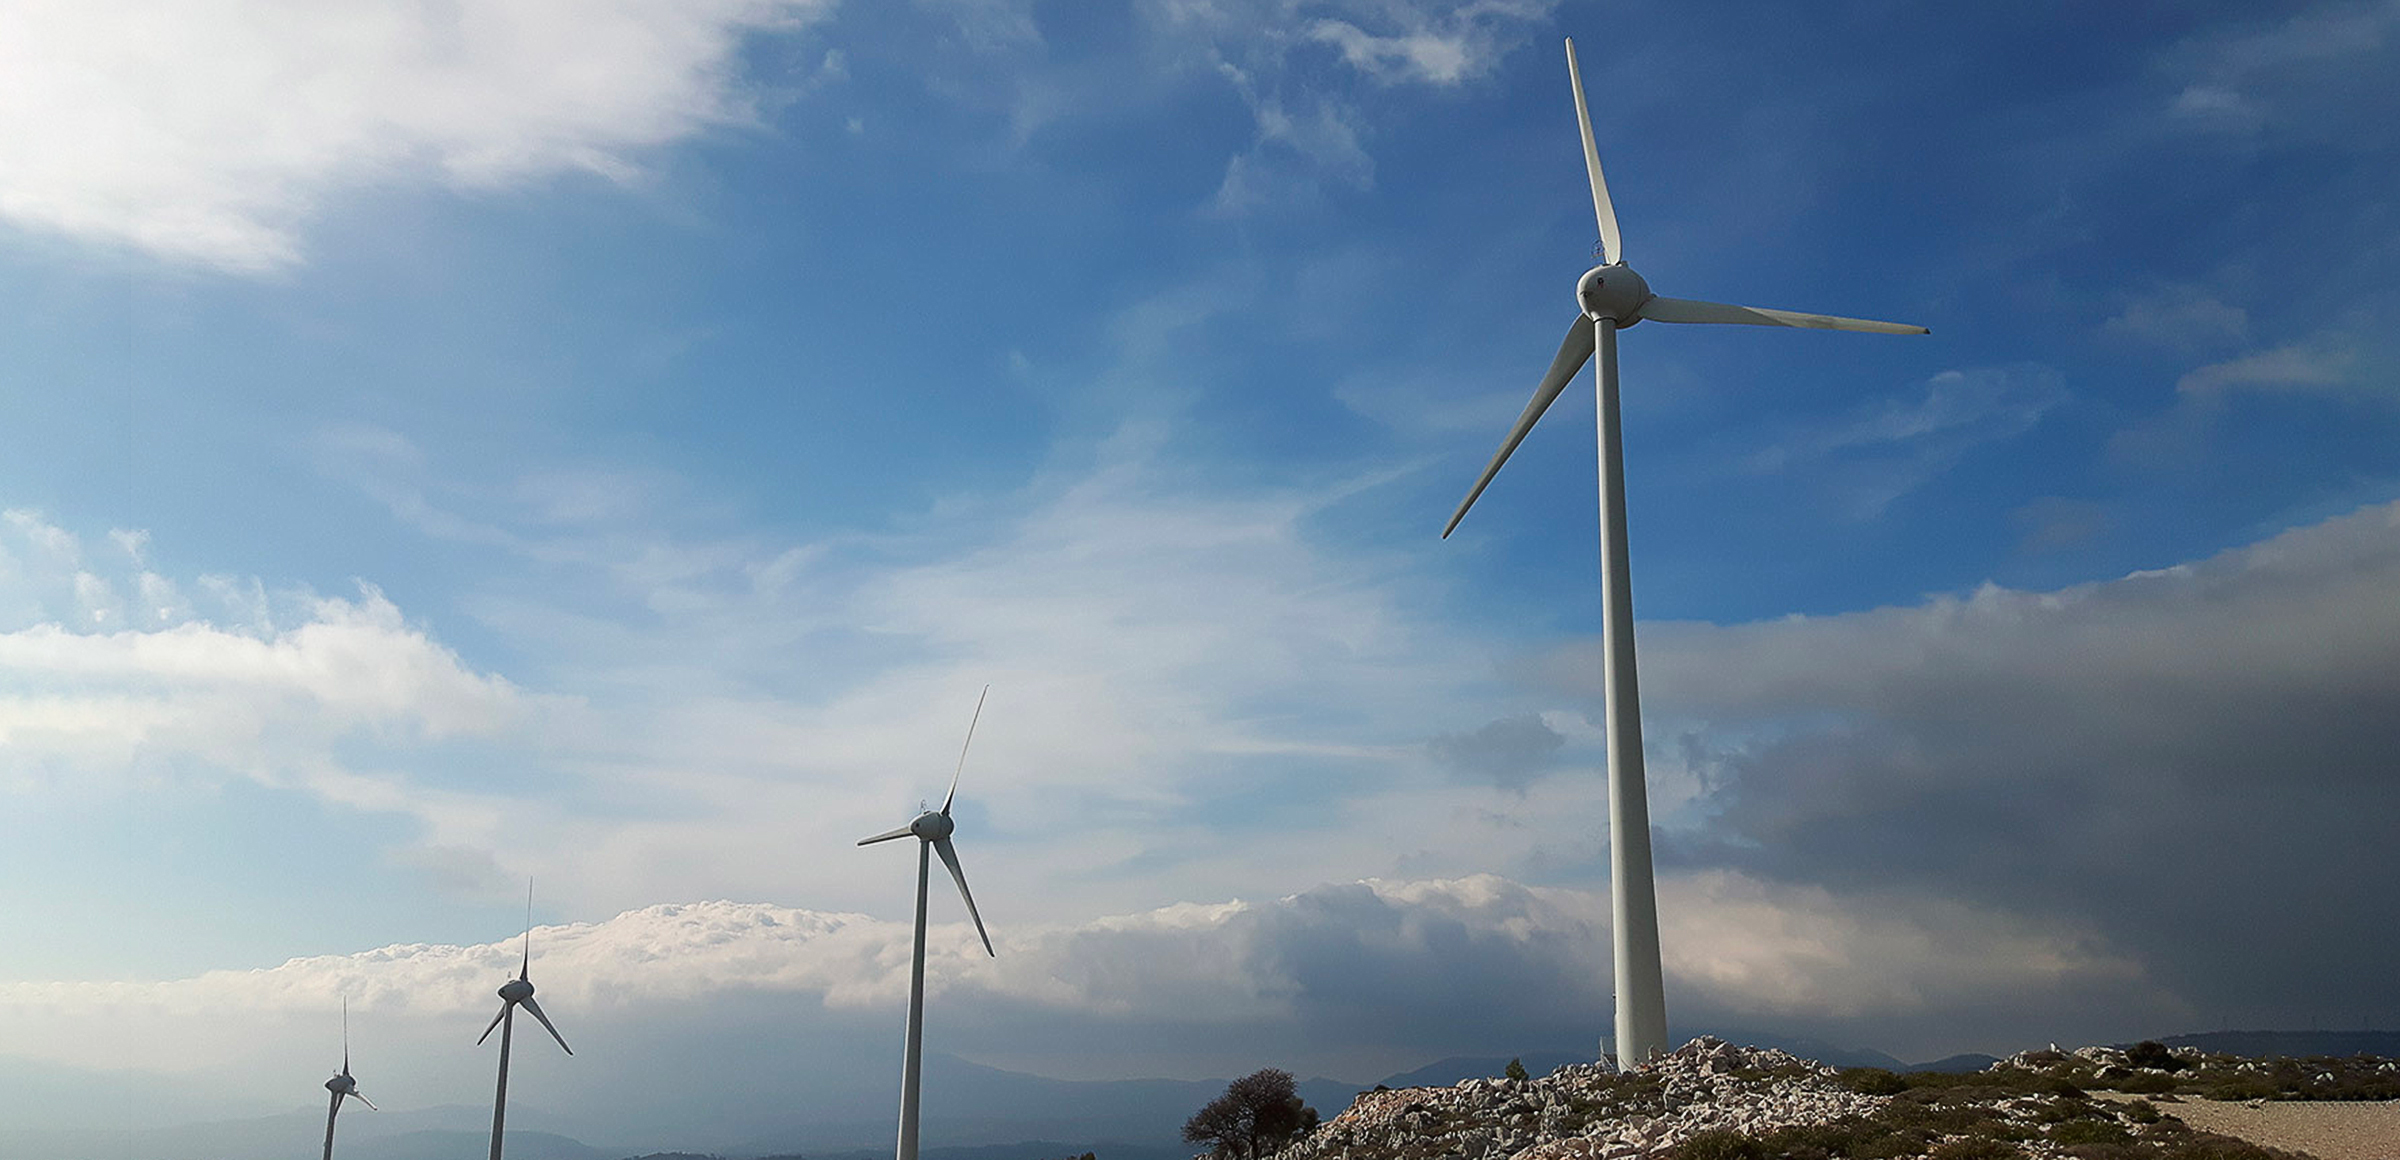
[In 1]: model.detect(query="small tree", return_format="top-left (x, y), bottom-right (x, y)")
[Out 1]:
top-left (1504, 1058), bottom-right (1530, 1082)
top-left (1183, 1068), bottom-right (1320, 1160)
top-left (2124, 1040), bottom-right (2186, 1072)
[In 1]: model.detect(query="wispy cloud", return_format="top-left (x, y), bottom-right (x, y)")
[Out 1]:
top-left (1159, 0), bottom-right (1556, 213)
top-left (2160, 0), bottom-right (2399, 137)
top-left (1746, 365), bottom-right (2067, 518)
top-left (2102, 284), bottom-right (2250, 353)
top-left (1305, 1), bottom-right (1555, 87)
top-left (2177, 333), bottom-right (2360, 396)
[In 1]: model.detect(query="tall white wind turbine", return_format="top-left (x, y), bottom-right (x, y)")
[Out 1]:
top-left (321, 998), bottom-right (377, 1160)
top-left (478, 884), bottom-right (573, 1160)
top-left (1443, 38), bottom-right (1927, 1069)
top-left (858, 686), bottom-right (999, 1160)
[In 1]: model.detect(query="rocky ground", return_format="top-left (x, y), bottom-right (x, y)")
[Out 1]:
top-left (1273, 1037), bottom-right (2388, 1160)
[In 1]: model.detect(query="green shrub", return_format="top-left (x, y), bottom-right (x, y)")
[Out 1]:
top-left (1928, 1139), bottom-right (2021, 1160)
top-left (2201, 1078), bottom-right (2276, 1101)
top-left (2123, 1099), bottom-right (2161, 1124)
top-left (1840, 1067), bottom-right (1909, 1095)
top-left (2051, 1120), bottom-right (2133, 1146)
top-left (1505, 1057), bottom-right (1529, 1082)
top-left (1663, 1128), bottom-right (1765, 1160)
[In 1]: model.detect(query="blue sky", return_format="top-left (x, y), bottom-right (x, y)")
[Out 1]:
top-left (0, 0), bottom-right (2396, 1128)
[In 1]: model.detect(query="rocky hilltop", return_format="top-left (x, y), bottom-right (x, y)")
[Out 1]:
top-left (1274, 1037), bottom-right (2344, 1160)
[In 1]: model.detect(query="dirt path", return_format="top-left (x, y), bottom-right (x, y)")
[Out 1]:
top-left (2161, 1098), bottom-right (2400, 1160)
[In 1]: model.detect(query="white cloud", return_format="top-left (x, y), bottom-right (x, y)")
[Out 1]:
top-left (2177, 333), bottom-right (2360, 396)
top-left (2102, 284), bottom-right (2250, 352)
top-left (0, 510), bottom-right (531, 807)
top-left (0, 0), bottom-right (835, 271)
top-left (1305, 1), bottom-right (1553, 87)
top-left (1658, 872), bottom-right (2144, 1021)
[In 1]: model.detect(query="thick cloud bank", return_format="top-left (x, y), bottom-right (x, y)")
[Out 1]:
top-left (1547, 499), bottom-right (2400, 1041)
top-left (0, 874), bottom-right (2151, 1129)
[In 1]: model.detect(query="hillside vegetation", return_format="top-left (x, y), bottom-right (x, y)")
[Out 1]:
top-left (1257, 1038), bottom-right (2370, 1160)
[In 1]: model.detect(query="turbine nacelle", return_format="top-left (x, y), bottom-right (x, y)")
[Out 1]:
top-left (498, 978), bottom-right (534, 1002)
top-left (1577, 263), bottom-right (1651, 325)
top-left (908, 810), bottom-right (954, 841)
top-left (326, 1072), bottom-right (356, 1095)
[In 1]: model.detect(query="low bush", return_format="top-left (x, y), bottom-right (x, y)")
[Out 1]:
top-left (2050, 1119), bottom-right (2133, 1146)
top-left (1665, 1128), bottom-right (1766, 1160)
top-left (1837, 1068), bottom-right (1908, 1095)
top-left (1928, 1139), bottom-right (2021, 1160)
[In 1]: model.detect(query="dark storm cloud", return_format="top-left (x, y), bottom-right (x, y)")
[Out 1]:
top-left (1427, 713), bottom-right (1568, 790)
top-left (1540, 500), bottom-right (2400, 1034)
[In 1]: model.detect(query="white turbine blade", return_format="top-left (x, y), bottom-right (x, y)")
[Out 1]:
top-left (476, 1003), bottom-right (508, 1045)
top-left (857, 824), bottom-right (915, 846)
top-left (1636, 295), bottom-right (1928, 335)
top-left (941, 685), bottom-right (989, 816)
top-left (1443, 316), bottom-right (1598, 538)
top-left (341, 997), bottom-right (349, 1073)
top-left (520, 996), bottom-right (574, 1055)
top-left (349, 1091), bottom-right (378, 1112)
top-left (520, 879), bottom-right (534, 981)
top-left (1565, 38), bottom-right (1621, 264)
top-left (931, 836), bottom-right (994, 957)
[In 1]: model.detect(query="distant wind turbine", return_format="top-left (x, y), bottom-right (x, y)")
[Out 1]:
top-left (478, 882), bottom-right (572, 1160)
top-left (858, 686), bottom-right (999, 1160)
top-left (1442, 38), bottom-right (1928, 1069)
top-left (321, 998), bottom-right (376, 1160)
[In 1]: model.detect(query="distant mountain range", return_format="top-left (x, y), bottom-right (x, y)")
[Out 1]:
top-left (5, 1029), bottom-right (2373, 1160)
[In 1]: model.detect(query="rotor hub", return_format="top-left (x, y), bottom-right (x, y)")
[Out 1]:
top-left (1576, 263), bottom-right (1651, 325)
top-left (499, 978), bottom-right (534, 1002)
top-left (326, 1074), bottom-right (350, 1093)
top-left (909, 810), bottom-right (954, 841)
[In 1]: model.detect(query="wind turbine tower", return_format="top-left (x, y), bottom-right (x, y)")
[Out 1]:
top-left (321, 998), bottom-right (376, 1160)
top-left (478, 884), bottom-right (574, 1160)
top-left (858, 686), bottom-right (999, 1160)
top-left (1443, 38), bottom-right (1928, 1068)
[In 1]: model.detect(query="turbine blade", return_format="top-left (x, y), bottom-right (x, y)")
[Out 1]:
top-left (857, 824), bottom-right (916, 846)
top-left (350, 1091), bottom-right (378, 1112)
top-left (941, 685), bottom-right (990, 816)
top-left (521, 996), bottom-right (574, 1055)
top-left (1565, 38), bottom-right (1621, 265)
top-left (342, 996), bottom-right (349, 1073)
top-left (1442, 316), bottom-right (1598, 538)
top-left (1636, 295), bottom-right (1928, 335)
top-left (520, 878), bottom-right (534, 981)
top-left (932, 837), bottom-right (995, 957)
top-left (476, 1003), bottom-right (508, 1045)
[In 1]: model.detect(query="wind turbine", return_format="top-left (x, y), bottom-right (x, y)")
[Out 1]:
top-left (858, 686), bottom-right (998, 1160)
top-left (478, 883), bottom-right (572, 1160)
top-left (321, 998), bottom-right (376, 1160)
top-left (1442, 38), bottom-right (1927, 1069)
